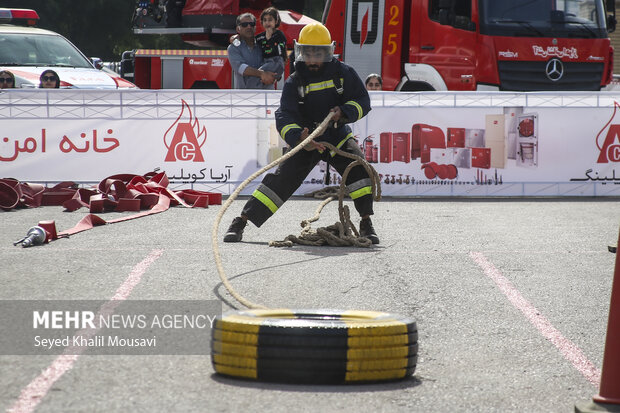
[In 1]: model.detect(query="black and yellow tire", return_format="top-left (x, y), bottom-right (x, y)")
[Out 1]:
top-left (211, 309), bottom-right (418, 384)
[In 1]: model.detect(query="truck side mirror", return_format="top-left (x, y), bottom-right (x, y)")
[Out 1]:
top-left (120, 50), bottom-right (135, 80)
top-left (608, 15), bottom-right (617, 33)
top-left (607, 0), bottom-right (616, 32)
top-left (607, 0), bottom-right (616, 14)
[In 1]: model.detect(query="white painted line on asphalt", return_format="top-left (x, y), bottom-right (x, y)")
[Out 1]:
top-left (469, 251), bottom-right (601, 386)
top-left (6, 249), bottom-right (164, 413)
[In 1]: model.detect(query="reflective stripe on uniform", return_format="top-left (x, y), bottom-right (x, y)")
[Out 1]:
top-left (349, 186), bottom-right (372, 199)
top-left (281, 123), bottom-right (302, 141)
top-left (303, 78), bottom-right (344, 94)
top-left (347, 178), bottom-right (372, 193)
top-left (252, 184), bottom-right (284, 214)
top-left (348, 178), bottom-right (373, 200)
top-left (344, 100), bottom-right (363, 121)
top-left (330, 132), bottom-right (354, 157)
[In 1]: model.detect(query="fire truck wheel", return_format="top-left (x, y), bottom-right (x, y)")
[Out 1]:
top-left (211, 309), bottom-right (418, 384)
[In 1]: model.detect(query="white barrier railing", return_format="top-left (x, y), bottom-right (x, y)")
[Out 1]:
top-left (1, 89), bottom-right (620, 197)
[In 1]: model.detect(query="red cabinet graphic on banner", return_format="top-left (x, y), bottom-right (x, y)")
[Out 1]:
top-left (392, 132), bottom-right (411, 163)
top-left (412, 124), bottom-right (445, 163)
top-left (447, 128), bottom-right (465, 148)
top-left (380, 132), bottom-right (392, 163)
top-left (471, 148), bottom-right (491, 169)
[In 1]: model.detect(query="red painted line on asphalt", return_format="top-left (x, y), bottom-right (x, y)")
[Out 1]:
top-left (469, 251), bottom-right (601, 386)
top-left (6, 249), bottom-right (164, 413)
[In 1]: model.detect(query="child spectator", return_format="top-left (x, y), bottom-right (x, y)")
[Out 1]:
top-left (255, 7), bottom-right (287, 80)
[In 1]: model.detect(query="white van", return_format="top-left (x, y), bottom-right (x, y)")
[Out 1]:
top-left (0, 8), bottom-right (136, 89)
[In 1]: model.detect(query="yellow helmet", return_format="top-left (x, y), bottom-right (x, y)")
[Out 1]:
top-left (298, 23), bottom-right (332, 45)
top-left (294, 23), bottom-right (335, 63)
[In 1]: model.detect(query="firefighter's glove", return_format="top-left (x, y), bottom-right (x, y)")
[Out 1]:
top-left (298, 127), bottom-right (326, 152)
top-left (329, 106), bottom-right (347, 128)
top-left (303, 141), bottom-right (326, 152)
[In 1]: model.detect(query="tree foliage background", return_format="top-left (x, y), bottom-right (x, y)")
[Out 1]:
top-left (0, 0), bottom-right (326, 61)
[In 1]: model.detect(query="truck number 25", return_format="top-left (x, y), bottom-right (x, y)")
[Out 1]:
top-left (386, 5), bottom-right (400, 55)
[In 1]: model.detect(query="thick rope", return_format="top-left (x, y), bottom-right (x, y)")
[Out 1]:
top-left (304, 186), bottom-right (343, 199)
top-left (269, 144), bottom-right (381, 248)
top-left (211, 112), bottom-right (336, 309)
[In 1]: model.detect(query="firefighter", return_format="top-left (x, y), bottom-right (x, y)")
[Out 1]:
top-left (223, 22), bottom-right (379, 244)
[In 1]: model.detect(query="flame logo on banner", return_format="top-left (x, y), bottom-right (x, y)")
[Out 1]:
top-left (360, 8), bottom-right (369, 48)
top-left (596, 101), bottom-right (620, 163)
top-left (164, 100), bottom-right (206, 162)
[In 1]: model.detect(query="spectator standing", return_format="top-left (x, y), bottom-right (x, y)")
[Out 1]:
top-left (0, 70), bottom-right (15, 89)
top-left (227, 13), bottom-right (277, 89)
top-left (255, 7), bottom-right (287, 81)
top-left (39, 70), bottom-right (60, 88)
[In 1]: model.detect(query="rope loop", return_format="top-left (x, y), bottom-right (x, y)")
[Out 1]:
top-left (270, 141), bottom-right (380, 249)
top-left (212, 112), bottom-right (380, 309)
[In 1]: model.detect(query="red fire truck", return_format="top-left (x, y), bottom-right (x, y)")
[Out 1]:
top-left (127, 0), bottom-right (617, 91)
top-left (127, 1), bottom-right (316, 89)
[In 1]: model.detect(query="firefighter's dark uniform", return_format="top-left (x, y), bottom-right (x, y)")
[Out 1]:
top-left (241, 58), bottom-right (373, 227)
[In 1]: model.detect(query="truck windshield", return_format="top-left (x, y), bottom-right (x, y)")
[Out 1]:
top-left (0, 33), bottom-right (93, 67)
top-left (479, 0), bottom-right (608, 38)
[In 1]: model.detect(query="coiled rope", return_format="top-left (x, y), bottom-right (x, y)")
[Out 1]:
top-left (211, 112), bottom-right (380, 309)
top-left (268, 142), bottom-right (381, 248)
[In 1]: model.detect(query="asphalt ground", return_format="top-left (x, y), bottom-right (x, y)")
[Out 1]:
top-left (1, 196), bottom-right (619, 413)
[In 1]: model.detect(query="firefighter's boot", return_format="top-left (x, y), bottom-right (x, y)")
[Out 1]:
top-left (359, 217), bottom-right (380, 245)
top-left (224, 217), bottom-right (247, 243)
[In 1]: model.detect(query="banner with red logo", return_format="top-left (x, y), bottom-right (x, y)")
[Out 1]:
top-left (1, 90), bottom-right (620, 197)
top-left (344, 99), bottom-right (620, 196)
top-left (0, 97), bottom-right (264, 192)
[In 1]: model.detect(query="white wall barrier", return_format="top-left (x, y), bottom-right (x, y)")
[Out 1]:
top-left (2, 89), bottom-right (620, 197)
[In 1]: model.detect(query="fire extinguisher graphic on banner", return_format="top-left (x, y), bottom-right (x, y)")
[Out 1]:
top-left (362, 136), bottom-right (374, 163)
